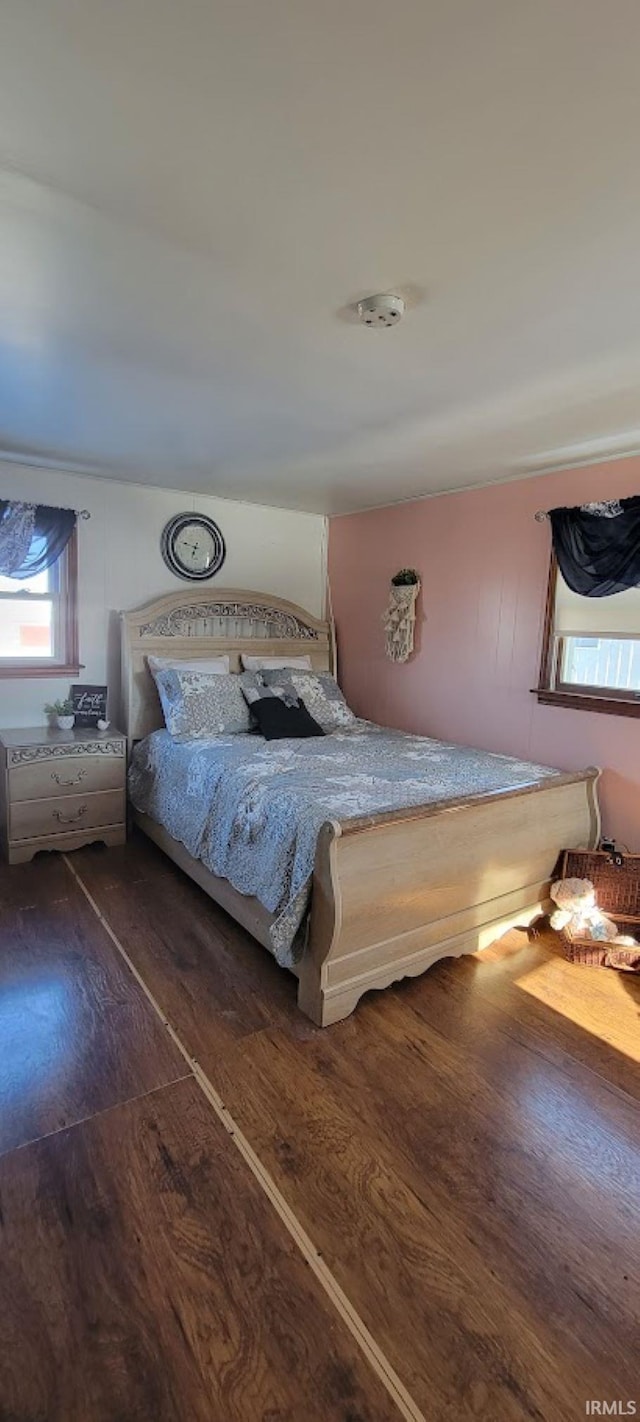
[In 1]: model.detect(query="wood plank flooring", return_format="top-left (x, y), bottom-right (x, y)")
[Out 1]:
top-left (0, 891), bottom-right (186, 1154)
top-left (210, 1009), bottom-right (639, 1419)
top-left (0, 1078), bottom-right (397, 1422)
top-left (1, 831), bottom-right (639, 1421)
top-left (71, 834), bottom-right (305, 1057)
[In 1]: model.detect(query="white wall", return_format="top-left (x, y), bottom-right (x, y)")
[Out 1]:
top-left (0, 462), bottom-right (327, 728)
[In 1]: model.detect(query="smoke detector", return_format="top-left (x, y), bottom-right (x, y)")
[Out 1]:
top-left (357, 293), bottom-right (405, 328)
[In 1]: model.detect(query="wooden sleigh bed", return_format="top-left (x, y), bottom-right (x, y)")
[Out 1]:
top-left (121, 588), bottom-right (600, 1026)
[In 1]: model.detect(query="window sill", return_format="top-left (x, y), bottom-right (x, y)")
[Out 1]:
top-left (534, 686), bottom-right (640, 718)
top-left (0, 664), bottom-right (82, 680)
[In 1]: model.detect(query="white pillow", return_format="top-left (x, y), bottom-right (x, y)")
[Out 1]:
top-left (147, 654), bottom-right (230, 675)
top-left (240, 653), bottom-right (313, 671)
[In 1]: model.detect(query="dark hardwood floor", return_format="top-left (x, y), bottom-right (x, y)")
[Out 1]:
top-left (0, 1078), bottom-right (396, 1422)
top-left (0, 890), bottom-right (186, 1154)
top-left (1, 832), bottom-right (638, 1421)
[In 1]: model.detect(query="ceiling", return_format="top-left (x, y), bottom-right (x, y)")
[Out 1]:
top-left (2, 1), bottom-right (640, 515)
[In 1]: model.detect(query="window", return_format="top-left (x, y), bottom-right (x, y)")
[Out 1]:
top-left (0, 528), bottom-right (79, 677)
top-left (537, 555), bottom-right (640, 716)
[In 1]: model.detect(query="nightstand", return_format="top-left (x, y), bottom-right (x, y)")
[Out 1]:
top-left (0, 726), bottom-right (127, 864)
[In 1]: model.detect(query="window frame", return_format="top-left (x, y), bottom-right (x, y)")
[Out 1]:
top-left (0, 527), bottom-right (80, 679)
top-left (536, 553), bottom-right (640, 717)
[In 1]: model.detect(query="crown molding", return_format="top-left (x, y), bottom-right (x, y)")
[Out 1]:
top-left (0, 447), bottom-right (326, 521)
top-left (0, 447), bottom-right (115, 479)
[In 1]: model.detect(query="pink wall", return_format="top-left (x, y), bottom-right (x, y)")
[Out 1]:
top-left (329, 456), bottom-right (640, 849)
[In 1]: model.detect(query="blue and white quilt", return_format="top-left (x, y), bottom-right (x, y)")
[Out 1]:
top-left (128, 725), bottom-right (560, 966)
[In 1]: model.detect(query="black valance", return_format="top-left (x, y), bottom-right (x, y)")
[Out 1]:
top-left (549, 495), bottom-right (640, 598)
top-left (0, 500), bottom-right (77, 579)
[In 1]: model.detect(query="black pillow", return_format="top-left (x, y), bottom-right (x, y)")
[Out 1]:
top-left (251, 695), bottom-right (325, 741)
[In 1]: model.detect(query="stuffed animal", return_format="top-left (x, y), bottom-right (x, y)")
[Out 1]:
top-left (549, 876), bottom-right (640, 971)
top-left (550, 877), bottom-right (621, 942)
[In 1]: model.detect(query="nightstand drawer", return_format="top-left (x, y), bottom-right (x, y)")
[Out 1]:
top-left (10, 789), bottom-right (125, 842)
top-left (9, 754), bottom-right (124, 803)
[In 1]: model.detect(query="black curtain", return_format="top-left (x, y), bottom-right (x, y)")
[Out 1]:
top-left (0, 501), bottom-right (76, 578)
top-left (549, 495), bottom-right (640, 597)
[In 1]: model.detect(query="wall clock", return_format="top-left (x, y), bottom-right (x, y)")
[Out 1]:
top-left (160, 513), bottom-right (226, 581)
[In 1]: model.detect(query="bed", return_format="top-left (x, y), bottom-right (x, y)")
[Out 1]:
top-left (121, 588), bottom-right (600, 1026)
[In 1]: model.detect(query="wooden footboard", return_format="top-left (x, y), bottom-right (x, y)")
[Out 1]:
top-left (297, 769), bottom-right (601, 1026)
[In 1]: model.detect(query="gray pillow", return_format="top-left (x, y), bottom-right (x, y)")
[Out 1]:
top-left (257, 669), bottom-right (356, 731)
top-left (238, 670), bottom-right (299, 735)
top-left (238, 669), bottom-right (287, 707)
top-left (153, 668), bottom-right (252, 738)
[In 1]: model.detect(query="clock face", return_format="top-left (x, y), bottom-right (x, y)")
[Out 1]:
top-left (161, 514), bottom-right (226, 581)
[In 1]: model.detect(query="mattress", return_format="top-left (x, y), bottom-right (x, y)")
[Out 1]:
top-left (128, 724), bottom-right (561, 966)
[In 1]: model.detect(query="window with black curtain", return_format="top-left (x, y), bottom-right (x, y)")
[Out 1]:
top-left (538, 497), bottom-right (640, 716)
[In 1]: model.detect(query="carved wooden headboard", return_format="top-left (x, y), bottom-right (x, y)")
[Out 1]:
top-left (120, 587), bottom-right (335, 743)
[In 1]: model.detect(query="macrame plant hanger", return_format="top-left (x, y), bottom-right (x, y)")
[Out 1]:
top-left (382, 569), bottom-right (421, 663)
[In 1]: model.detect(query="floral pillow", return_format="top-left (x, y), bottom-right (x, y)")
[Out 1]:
top-left (152, 668), bottom-right (252, 738)
top-left (256, 669), bottom-right (356, 732)
top-left (238, 670), bottom-right (298, 734)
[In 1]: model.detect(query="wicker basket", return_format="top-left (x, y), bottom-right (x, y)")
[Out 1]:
top-left (554, 849), bottom-right (640, 971)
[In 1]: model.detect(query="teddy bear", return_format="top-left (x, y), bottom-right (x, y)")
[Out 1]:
top-left (550, 877), bottom-right (620, 942)
top-left (550, 876), bottom-right (639, 947)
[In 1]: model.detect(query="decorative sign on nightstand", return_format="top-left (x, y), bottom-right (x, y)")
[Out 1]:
top-left (71, 684), bottom-right (108, 727)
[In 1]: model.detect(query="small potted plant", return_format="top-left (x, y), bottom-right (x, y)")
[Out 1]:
top-left (391, 568), bottom-right (419, 586)
top-left (44, 698), bottom-right (75, 730)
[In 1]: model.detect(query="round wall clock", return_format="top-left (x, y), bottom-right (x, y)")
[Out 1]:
top-left (160, 513), bottom-right (226, 581)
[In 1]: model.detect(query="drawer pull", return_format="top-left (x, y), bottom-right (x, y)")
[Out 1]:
top-left (52, 804), bottom-right (88, 825)
top-left (51, 770), bottom-right (86, 787)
